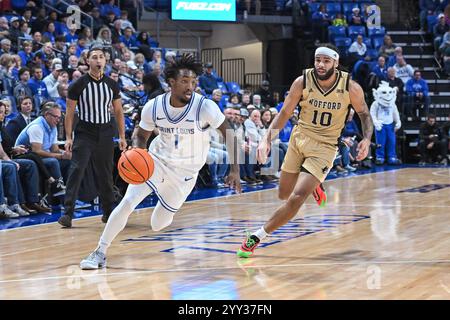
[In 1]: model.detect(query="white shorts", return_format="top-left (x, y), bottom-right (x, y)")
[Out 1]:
top-left (144, 155), bottom-right (198, 213)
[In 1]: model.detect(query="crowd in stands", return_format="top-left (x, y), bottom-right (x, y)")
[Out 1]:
top-left (0, 1), bottom-right (449, 220)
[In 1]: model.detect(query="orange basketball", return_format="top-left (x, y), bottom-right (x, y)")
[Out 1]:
top-left (117, 148), bottom-right (154, 184)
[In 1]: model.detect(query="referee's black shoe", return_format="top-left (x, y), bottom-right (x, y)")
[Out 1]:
top-left (101, 212), bottom-right (110, 223)
top-left (58, 214), bottom-right (73, 228)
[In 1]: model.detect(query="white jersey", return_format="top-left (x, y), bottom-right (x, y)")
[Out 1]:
top-left (139, 92), bottom-right (225, 175)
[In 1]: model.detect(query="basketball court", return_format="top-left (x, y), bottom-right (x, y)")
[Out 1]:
top-left (0, 166), bottom-right (448, 300)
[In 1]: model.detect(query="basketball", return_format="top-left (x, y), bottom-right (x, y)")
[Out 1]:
top-left (117, 148), bottom-right (154, 184)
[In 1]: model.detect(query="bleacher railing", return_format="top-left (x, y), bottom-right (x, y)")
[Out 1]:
top-left (222, 58), bottom-right (245, 87)
top-left (201, 48), bottom-right (223, 77)
top-left (245, 72), bottom-right (270, 93)
top-left (43, 0), bottom-right (94, 32)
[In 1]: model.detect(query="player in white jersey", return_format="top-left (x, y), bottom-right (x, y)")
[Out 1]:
top-left (80, 54), bottom-right (241, 269)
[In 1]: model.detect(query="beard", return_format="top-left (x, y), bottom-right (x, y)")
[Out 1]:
top-left (314, 67), bottom-right (336, 81)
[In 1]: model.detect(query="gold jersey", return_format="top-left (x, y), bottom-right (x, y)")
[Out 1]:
top-left (297, 68), bottom-right (352, 145)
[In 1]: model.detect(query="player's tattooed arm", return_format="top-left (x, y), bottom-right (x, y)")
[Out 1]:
top-left (131, 126), bottom-right (152, 149)
top-left (349, 80), bottom-right (374, 141)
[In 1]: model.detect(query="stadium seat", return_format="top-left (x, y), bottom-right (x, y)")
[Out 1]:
top-left (342, 2), bottom-right (359, 15)
top-left (328, 26), bottom-right (347, 42)
top-left (363, 38), bottom-right (372, 48)
top-left (368, 27), bottom-right (386, 38)
top-left (334, 37), bottom-right (352, 48)
top-left (366, 49), bottom-right (379, 60)
top-left (372, 36), bottom-right (385, 49)
top-left (348, 25), bottom-right (366, 37)
top-left (325, 2), bottom-right (342, 15)
top-left (226, 82), bottom-right (241, 94)
top-left (308, 2), bottom-right (321, 12)
top-left (217, 82), bottom-right (229, 95)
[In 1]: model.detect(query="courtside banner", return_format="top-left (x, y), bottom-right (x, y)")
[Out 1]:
top-left (171, 0), bottom-right (236, 22)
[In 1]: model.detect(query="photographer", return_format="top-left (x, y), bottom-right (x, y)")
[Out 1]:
top-left (418, 114), bottom-right (448, 165)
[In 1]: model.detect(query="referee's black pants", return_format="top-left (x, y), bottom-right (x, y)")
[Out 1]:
top-left (63, 120), bottom-right (116, 217)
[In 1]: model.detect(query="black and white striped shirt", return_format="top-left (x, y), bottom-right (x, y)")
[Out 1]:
top-left (68, 74), bottom-right (120, 124)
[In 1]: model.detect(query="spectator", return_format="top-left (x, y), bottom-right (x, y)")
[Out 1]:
top-left (442, 32), bottom-right (450, 77)
top-left (386, 67), bottom-right (405, 113)
top-left (418, 114), bottom-right (448, 164)
top-left (21, 8), bottom-right (35, 26)
top-left (254, 80), bottom-right (274, 107)
top-left (387, 46), bottom-right (403, 67)
top-left (17, 40), bottom-right (33, 67)
top-left (434, 13), bottom-right (450, 56)
top-left (349, 35), bottom-right (370, 61)
top-left (419, 0), bottom-right (439, 31)
top-left (13, 67), bottom-right (33, 104)
top-left (71, 70), bottom-right (82, 82)
top-left (101, 0), bottom-right (121, 18)
top-left (43, 22), bottom-right (57, 44)
top-left (379, 35), bottom-right (396, 57)
top-left (90, 7), bottom-right (105, 35)
top-left (311, 5), bottom-right (332, 44)
top-left (226, 93), bottom-right (241, 109)
top-left (405, 70), bottom-right (431, 119)
top-left (349, 7), bottom-right (365, 26)
top-left (134, 53), bottom-right (148, 73)
top-left (393, 56), bottom-right (415, 84)
top-left (332, 12), bottom-right (348, 27)
top-left (142, 73), bottom-right (165, 101)
top-left (147, 49), bottom-right (164, 72)
top-left (15, 102), bottom-right (71, 190)
top-left (95, 27), bottom-right (113, 48)
top-left (0, 38), bottom-right (12, 55)
top-left (119, 27), bottom-right (137, 48)
top-left (241, 108), bottom-right (263, 185)
top-left (211, 89), bottom-right (224, 111)
top-left (55, 83), bottom-right (68, 112)
top-left (8, 17), bottom-right (22, 48)
top-left (165, 51), bottom-right (176, 65)
top-left (28, 65), bottom-right (50, 107)
top-left (206, 129), bottom-right (229, 188)
top-left (0, 54), bottom-right (15, 95)
top-left (19, 21), bottom-right (32, 41)
top-left (6, 96), bottom-right (34, 143)
top-left (65, 25), bottom-right (79, 44)
top-left (199, 62), bottom-right (220, 95)
top-left (0, 101), bottom-right (51, 214)
top-left (371, 56), bottom-right (388, 81)
top-left (241, 93), bottom-right (251, 108)
top-left (111, 19), bottom-right (123, 44)
top-left (43, 61), bottom-right (63, 99)
top-left (136, 31), bottom-right (158, 49)
top-left (252, 94), bottom-right (264, 110)
top-left (119, 10), bottom-right (136, 32)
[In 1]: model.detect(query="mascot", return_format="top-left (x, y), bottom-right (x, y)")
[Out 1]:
top-left (370, 81), bottom-right (402, 165)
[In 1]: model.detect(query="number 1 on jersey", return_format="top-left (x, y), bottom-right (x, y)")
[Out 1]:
top-left (312, 110), bottom-right (332, 127)
top-left (174, 134), bottom-right (179, 149)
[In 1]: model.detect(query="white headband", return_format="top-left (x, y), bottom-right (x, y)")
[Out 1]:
top-left (315, 47), bottom-right (339, 61)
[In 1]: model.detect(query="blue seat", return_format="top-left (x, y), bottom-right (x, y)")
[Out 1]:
top-left (348, 25), bottom-right (366, 37)
top-left (219, 95), bottom-right (229, 110)
top-left (334, 37), bottom-right (352, 48)
top-left (372, 36), bottom-right (385, 49)
top-left (308, 2), bottom-right (321, 12)
top-left (368, 26), bottom-right (386, 38)
top-left (342, 2), bottom-right (360, 15)
top-left (366, 49), bottom-right (379, 60)
top-left (226, 82), bottom-right (241, 94)
top-left (363, 37), bottom-right (372, 48)
top-left (217, 82), bottom-right (228, 95)
top-left (328, 25), bottom-right (347, 42)
top-left (325, 2), bottom-right (342, 15)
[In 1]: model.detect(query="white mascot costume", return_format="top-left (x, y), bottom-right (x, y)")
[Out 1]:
top-left (370, 81), bottom-right (402, 165)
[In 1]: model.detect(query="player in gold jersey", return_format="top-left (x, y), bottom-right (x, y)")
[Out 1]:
top-left (237, 44), bottom-right (374, 258)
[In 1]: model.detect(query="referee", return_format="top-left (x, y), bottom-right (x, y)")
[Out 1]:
top-left (58, 45), bottom-right (127, 228)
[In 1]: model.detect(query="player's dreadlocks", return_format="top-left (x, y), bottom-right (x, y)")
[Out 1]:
top-left (164, 53), bottom-right (204, 83)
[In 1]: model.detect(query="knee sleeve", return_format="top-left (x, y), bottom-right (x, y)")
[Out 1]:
top-left (151, 203), bottom-right (175, 232)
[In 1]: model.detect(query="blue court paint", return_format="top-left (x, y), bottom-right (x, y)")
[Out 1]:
top-left (0, 164), bottom-right (442, 231)
top-left (123, 215), bottom-right (370, 254)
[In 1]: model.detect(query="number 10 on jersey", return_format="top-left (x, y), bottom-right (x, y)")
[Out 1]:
top-left (312, 110), bottom-right (332, 127)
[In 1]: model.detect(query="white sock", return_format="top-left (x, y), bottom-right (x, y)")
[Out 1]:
top-left (253, 226), bottom-right (268, 241)
top-left (96, 183), bottom-right (151, 255)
